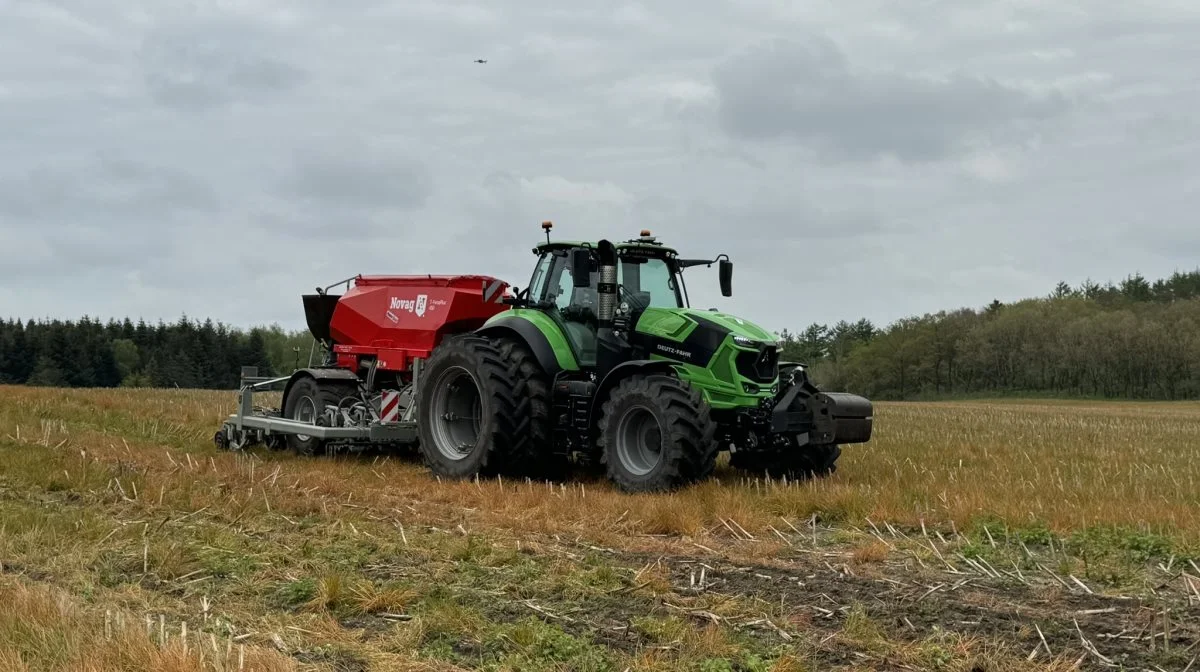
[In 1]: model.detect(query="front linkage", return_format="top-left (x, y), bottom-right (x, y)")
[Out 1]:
top-left (720, 362), bottom-right (873, 480)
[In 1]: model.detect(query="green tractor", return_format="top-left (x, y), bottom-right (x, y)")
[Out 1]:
top-left (414, 223), bottom-right (873, 492)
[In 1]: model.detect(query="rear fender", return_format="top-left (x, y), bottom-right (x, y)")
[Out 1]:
top-left (476, 321), bottom-right (562, 377)
top-left (586, 359), bottom-right (679, 434)
top-left (279, 367), bottom-right (361, 407)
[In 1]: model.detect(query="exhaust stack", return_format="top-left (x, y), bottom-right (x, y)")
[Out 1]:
top-left (594, 239), bottom-right (626, 378)
top-left (596, 240), bottom-right (618, 326)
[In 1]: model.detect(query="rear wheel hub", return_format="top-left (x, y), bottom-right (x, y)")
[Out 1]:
top-left (428, 367), bottom-right (483, 460)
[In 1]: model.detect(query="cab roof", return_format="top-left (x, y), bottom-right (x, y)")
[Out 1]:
top-left (532, 236), bottom-right (678, 257)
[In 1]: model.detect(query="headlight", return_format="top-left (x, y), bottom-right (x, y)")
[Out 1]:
top-left (732, 335), bottom-right (757, 348)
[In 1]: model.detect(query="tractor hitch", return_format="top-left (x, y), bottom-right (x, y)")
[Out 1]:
top-left (767, 370), bottom-right (873, 447)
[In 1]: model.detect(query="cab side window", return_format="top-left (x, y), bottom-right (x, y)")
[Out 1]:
top-left (527, 254), bottom-right (553, 301)
top-left (553, 265), bottom-right (574, 309)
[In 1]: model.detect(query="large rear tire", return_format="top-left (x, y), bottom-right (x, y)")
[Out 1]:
top-left (415, 335), bottom-right (532, 479)
top-left (282, 376), bottom-right (356, 456)
top-left (597, 374), bottom-right (718, 493)
top-left (495, 337), bottom-right (569, 482)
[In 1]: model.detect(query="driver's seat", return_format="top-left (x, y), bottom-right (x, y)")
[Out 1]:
top-left (562, 286), bottom-right (599, 366)
top-left (562, 320), bottom-right (597, 365)
top-left (570, 286), bottom-right (597, 308)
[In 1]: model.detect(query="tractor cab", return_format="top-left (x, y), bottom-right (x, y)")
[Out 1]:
top-left (521, 225), bottom-right (732, 369)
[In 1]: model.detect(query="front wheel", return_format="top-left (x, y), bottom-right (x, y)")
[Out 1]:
top-left (596, 374), bottom-right (718, 493)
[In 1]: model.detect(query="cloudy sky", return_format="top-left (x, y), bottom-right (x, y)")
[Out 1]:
top-left (2, 0), bottom-right (1199, 336)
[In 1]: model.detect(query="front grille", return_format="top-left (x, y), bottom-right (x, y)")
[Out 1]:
top-left (735, 344), bottom-right (778, 383)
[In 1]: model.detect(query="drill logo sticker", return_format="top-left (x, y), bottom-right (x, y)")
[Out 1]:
top-left (388, 294), bottom-right (430, 318)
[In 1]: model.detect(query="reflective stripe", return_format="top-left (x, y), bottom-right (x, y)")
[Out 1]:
top-left (380, 390), bottom-right (400, 423)
top-left (482, 278), bottom-right (505, 303)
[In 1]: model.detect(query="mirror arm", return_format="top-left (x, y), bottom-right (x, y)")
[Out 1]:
top-left (678, 254), bottom-right (730, 269)
top-left (678, 253), bottom-right (730, 269)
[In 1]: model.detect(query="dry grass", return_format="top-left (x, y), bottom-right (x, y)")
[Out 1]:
top-left (12, 385), bottom-right (1197, 547)
top-left (866, 399), bottom-right (1200, 538)
top-left (1, 384), bottom-right (1198, 671)
top-left (0, 577), bottom-right (296, 671)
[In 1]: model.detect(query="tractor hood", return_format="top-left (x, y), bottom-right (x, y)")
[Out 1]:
top-left (633, 307), bottom-right (777, 348)
top-left (632, 306), bottom-right (780, 376)
top-left (677, 308), bottom-right (777, 345)
top-left (632, 306), bottom-right (782, 407)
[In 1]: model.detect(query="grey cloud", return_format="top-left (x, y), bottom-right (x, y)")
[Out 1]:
top-left (0, 152), bottom-right (216, 285)
top-left (276, 147), bottom-right (432, 213)
top-left (0, 220), bottom-right (178, 281)
top-left (440, 169), bottom-right (894, 329)
top-left (626, 193), bottom-right (895, 311)
top-left (0, 153), bottom-right (217, 220)
top-left (4, 0), bottom-right (1200, 334)
top-left (710, 35), bottom-right (1071, 162)
top-left (139, 15), bottom-right (307, 109)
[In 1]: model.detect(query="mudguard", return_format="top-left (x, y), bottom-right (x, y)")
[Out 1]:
top-left (476, 320), bottom-right (563, 377)
top-left (587, 359), bottom-right (679, 431)
top-left (279, 367), bottom-right (362, 408)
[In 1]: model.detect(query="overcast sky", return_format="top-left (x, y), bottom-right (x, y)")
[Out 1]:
top-left (3, 0), bottom-right (1199, 336)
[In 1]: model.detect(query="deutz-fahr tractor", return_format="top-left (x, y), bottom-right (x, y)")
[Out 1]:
top-left (214, 222), bottom-right (873, 492)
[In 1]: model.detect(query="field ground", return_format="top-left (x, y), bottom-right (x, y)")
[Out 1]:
top-left (1, 385), bottom-right (1199, 671)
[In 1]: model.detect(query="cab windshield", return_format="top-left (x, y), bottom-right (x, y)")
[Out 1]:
top-left (618, 256), bottom-right (685, 309)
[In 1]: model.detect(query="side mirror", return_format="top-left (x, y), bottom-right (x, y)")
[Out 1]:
top-left (571, 249), bottom-right (592, 287)
top-left (719, 259), bottom-right (733, 297)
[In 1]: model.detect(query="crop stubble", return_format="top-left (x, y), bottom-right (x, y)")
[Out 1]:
top-left (0, 385), bottom-right (1197, 670)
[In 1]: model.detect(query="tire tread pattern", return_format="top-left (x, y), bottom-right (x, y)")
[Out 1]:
top-left (496, 337), bottom-right (569, 481)
top-left (597, 374), bottom-right (718, 492)
top-left (416, 334), bottom-right (533, 478)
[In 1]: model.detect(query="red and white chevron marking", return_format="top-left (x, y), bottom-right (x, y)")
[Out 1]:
top-left (380, 390), bottom-right (400, 423)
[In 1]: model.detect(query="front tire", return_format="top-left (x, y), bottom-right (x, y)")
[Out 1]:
top-left (597, 374), bottom-right (718, 493)
top-left (415, 335), bottom-right (531, 479)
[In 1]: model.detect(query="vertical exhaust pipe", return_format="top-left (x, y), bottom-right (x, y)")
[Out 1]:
top-left (596, 240), bottom-right (617, 327)
top-left (594, 240), bottom-right (623, 378)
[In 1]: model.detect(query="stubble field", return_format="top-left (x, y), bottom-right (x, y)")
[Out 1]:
top-left (1, 384), bottom-right (1198, 671)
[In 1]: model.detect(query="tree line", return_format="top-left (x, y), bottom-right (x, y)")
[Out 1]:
top-left (4, 269), bottom-right (1200, 400)
top-left (0, 316), bottom-right (314, 389)
top-left (782, 269), bottom-right (1200, 400)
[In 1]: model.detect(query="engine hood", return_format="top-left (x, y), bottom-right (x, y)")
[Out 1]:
top-left (678, 308), bottom-right (777, 345)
